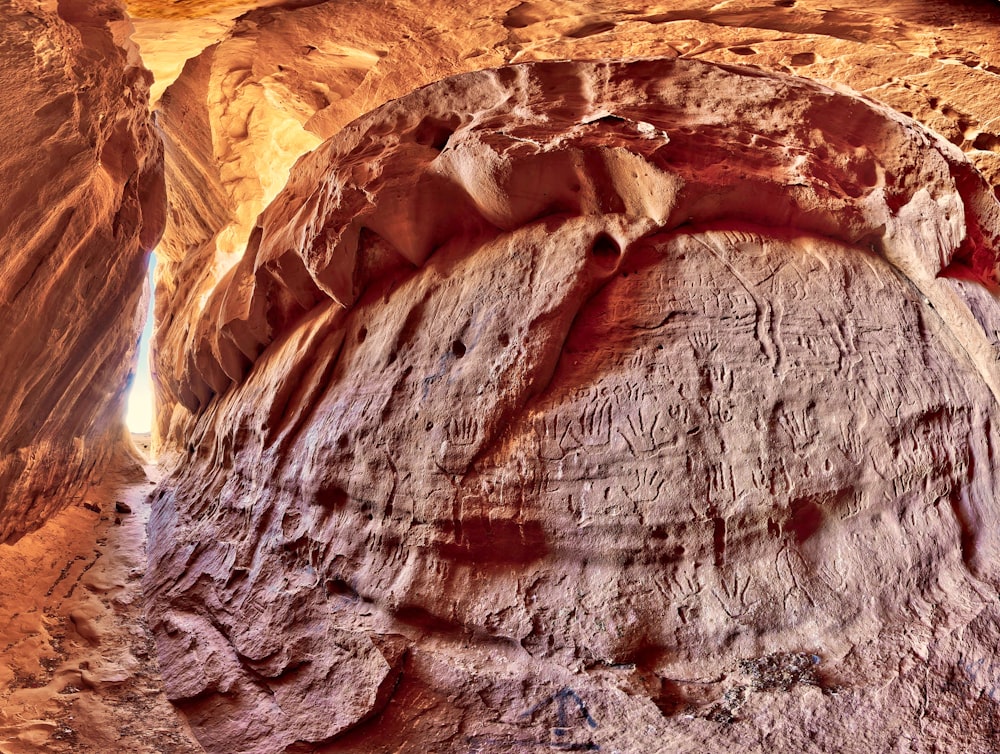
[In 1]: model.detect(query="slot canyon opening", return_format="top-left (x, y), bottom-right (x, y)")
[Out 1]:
top-left (126, 252), bottom-right (157, 444)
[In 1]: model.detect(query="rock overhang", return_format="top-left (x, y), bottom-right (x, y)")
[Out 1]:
top-left (144, 56), bottom-right (1000, 753)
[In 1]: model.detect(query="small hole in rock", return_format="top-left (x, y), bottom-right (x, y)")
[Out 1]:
top-left (973, 132), bottom-right (1000, 152)
top-left (498, 332), bottom-right (510, 347)
top-left (357, 326), bottom-right (367, 343)
top-left (503, 2), bottom-right (538, 29)
top-left (857, 158), bottom-right (878, 188)
top-left (452, 339), bottom-right (467, 358)
top-left (590, 232), bottom-right (622, 269)
top-left (325, 578), bottom-right (358, 599)
top-left (414, 115), bottom-right (461, 151)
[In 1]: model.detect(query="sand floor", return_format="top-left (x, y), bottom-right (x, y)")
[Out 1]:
top-left (0, 439), bottom-right (204, 753)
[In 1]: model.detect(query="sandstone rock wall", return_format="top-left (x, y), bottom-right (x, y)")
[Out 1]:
top-left (149, 0), bottom-right (1000, 451)
top-left (145, 59), bottom-right (1000, 753)
top-left (4, 0), bottom-right (1000, 748)
top-left (0, 0), bottom-right (164, 542)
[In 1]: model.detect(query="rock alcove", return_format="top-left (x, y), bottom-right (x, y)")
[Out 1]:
top-left (4, 1), bottom-right (1000, 752)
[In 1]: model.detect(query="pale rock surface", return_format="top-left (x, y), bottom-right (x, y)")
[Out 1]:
top-left (145, 59), bottom-right (1000, 753)
top-left (0, 0), bottom-right (164, 542)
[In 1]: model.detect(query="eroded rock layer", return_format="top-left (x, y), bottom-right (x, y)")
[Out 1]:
top-left (0, 0), bottom-right (164, 542)
top-left (148, 0), bottom-right (1000, 450)
top-left (146, 59), bottom-right (1000, 753)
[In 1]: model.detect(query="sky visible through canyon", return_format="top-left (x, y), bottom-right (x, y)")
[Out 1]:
top-left (126, 253), bottom-right (156, 433)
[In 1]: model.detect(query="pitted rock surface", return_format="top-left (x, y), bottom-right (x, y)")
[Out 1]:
top-left (145, 59), bottom-right (1000, 753)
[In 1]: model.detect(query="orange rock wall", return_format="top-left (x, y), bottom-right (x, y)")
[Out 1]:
top-left (6, 0), bottom-right (1000, 750)
top-left (0, 0), bottom-right (163, 542)
top-left (148, 0), bottom-right (1000, 451)
top-left (8, 0), bottom-right (1000, 747)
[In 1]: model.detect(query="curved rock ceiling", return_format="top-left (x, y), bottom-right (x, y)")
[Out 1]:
top-left (5, 0), bottom-right (1000, 751)
top-left (140, 0), bottom-right (1000, 450)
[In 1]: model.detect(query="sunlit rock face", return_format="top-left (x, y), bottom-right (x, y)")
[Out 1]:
top-left (124, 0), bottom-right (307, 103)
top-left (148, 0), bottom-right (1000, 451)
top-left (0, 0), bottom-right (163, 542)
top-left (145, 58), bottom-right (1000, 753)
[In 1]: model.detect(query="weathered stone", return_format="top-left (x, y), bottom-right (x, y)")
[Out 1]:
top-left (4, 0), bottom-right (1000, 751)
top-left (145, 58), bottom-right (1000, 753)
top-left (145, 0), bottom-right (1000, 452)
top-left (0, 0), bottom-right (163, 543)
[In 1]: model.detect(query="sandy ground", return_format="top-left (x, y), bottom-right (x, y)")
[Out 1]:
top-left (0, 436), bottom-right (204, 753)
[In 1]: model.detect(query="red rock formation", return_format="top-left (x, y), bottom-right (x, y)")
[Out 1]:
top-left (0, 0), bottom-right (163, 542)
top-left (145, 59), bottom-right (1000, 753)
top-left (147, 0), bottom-right (1000, 451)
top-left (6, 0), bottom-right (1000, 750)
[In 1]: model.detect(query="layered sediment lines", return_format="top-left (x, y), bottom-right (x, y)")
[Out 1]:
top-left (146, 59), bottom-right (1000, 753)
top-left (148, 0), bottom-right (1000, 449)
top-left (0, 0), bottom-right (164, 542)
